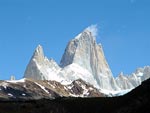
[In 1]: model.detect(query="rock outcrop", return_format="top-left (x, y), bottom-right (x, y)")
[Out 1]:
top-left (0, 78), bottom-right (105, 100)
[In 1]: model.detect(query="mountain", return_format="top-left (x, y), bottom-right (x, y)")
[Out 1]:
top-left (24, 26), bottom-right (150, 95)
top-left (0, 78), bottom-right (105, 100)
top-left (116, 66), bottom-right (150, 90)
top-left (60, 29), bottom-right (118, 90)
top-left (24, 45), bottom-right (62, 81)
top-left (1, 78), bottom-right (150, 113)
top-left (24, 28), bottom-right (119, 91)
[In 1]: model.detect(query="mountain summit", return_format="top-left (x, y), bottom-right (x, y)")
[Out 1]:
top-left (24, 45), bottom-right (62, 81)
top-left (60, 29), bottom-right (118, 90)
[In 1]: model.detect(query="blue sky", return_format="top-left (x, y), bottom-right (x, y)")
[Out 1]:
top-left (0, 0), bottom-right (150, 80)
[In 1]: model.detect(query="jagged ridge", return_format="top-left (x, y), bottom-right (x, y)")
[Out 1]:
top-left (23, 26), bottom-right (150, 95)
top-left (0, 78), bottom-right (105, 100)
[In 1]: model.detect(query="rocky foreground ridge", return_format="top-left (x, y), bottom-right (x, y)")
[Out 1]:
top-left (0, 78), bottom-right (104, 100)
top-left (0, 78), bottom-right (150, 113)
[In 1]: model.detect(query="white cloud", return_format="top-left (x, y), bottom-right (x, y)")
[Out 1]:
top-left (86, 24), bottom-right (98, 38)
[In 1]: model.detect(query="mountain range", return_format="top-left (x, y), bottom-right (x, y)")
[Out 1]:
top-left (0, 27), bottom-right (150, 99)
top-left (24, 27), bottom-right (150, 95)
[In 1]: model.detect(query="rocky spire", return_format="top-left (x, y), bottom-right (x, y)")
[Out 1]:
top-left (60, 29), bottom-right (95, 68)
top-left (60, 29), bottom-right (119, 90)
top-left (32, 45), bottom-right (45, 63)
top-left (24, 45), bottom-right (61, 80)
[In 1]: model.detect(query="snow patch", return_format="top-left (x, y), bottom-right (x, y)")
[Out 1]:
top-left (137, 72), bottom-right (144, 77)
top-left (67, 85), bottom-right (73, 90)
top-left (22, 93), bottom-right (26, 96)
top-left (75, 33), bottom-right (82, 39)
top-left (8, 93), bottom-right (13, 97)
top-left (69, 93), bottom-right (79, 97)
top-left (64, 86), bottom-right (68, 91)
top-left (35, 82), bottom-right (49, 94)
top-left (48, 82), bottom-right (55, 89)
top-left (100, 88), bottom-right (133, 97)
top-left (81, 84), bottom-right (89, 97)
top-left (60, 80), bottom-right (72, 85)
top-left (0, 82), bottom-right (8, 89)
top-left (7, 78), bottom-right (26, 83)
top-left (63, 63), bottom-right (100, 89)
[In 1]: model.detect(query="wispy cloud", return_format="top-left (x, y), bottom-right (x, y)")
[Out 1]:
top-left (86, 24), bottom-right (98, 38)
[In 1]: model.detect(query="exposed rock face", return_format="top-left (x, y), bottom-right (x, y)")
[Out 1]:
top-left (136, 66), bottom-right (150, 81)
top-left (24, 45), bottom-right (62, 81)
top-left (116, 72), bottom-right (135, 90)
top-left (0, 79), bottom-right (104, 100)
top-left (60, 30), bottom-right (119, 90)
top-left (61, 30), bottom-right (109, 76)
top-left (116, 66), bottom-right (150, 90)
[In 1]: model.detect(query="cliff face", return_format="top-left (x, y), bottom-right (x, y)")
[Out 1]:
top-left (60, 30), bottom-right (118, 90)
top-left (24, 45), bottom-right (62, 81)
